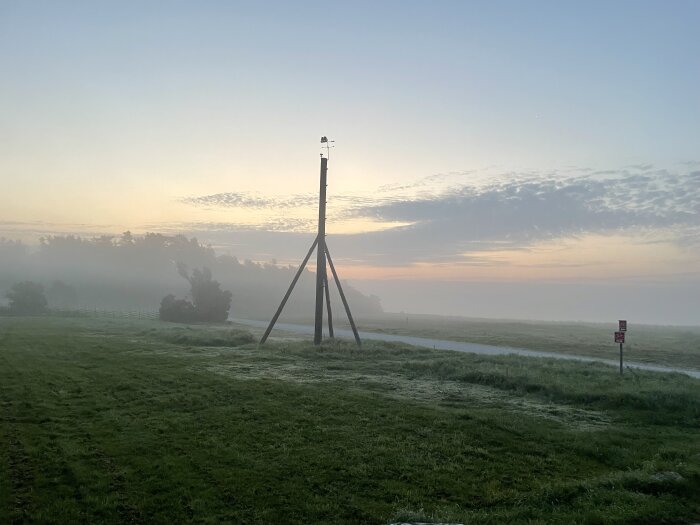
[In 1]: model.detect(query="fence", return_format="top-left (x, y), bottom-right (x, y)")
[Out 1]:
top-left (47, 307), bottom-right (159, 320)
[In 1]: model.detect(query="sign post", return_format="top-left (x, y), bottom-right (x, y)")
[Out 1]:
top-left (614, 331), bottom-right (625, 374)
top-left (615, 320), bottom-right (627, 376)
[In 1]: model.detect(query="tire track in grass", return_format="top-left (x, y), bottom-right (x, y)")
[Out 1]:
top-left (88, 444), bottom-right (144, 524)
top-left (0, 349), bottom-right (35, 523)
top-left (1, 325), bottom-right (30, 519)
top-left (1, 332), bottom-right (89, 523)
top-left (0, 337), bottom-right (14, 522)
top-left (0, 419), bottom-right (11, 523)
top-left (6, 431), bottom-right (33, 524)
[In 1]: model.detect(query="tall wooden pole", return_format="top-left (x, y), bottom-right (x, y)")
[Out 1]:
top-left (313, 157), bottom-right (328, 345)
top-left (260, 143), bottom-right (360, 347)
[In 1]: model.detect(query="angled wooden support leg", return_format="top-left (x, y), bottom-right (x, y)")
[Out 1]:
top-left (323, 271), bottom-right (334, 338)
top-left (324, 245), bottom-right (361, 346)
top-left (260, 237), bottom-right (318, 344)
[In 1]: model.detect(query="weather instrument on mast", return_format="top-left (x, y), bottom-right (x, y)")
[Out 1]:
top-left (320, 136), bottom-right (334, 158)
top-left (260, 137), bottom-right (361, 346)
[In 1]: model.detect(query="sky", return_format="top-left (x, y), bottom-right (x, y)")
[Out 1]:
top-left (1, 1), bottom-right (699, 324)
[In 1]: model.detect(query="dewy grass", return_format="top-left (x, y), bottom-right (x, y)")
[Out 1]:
top-left (1, 317), bottom-right (699, 524)
top-left (157, 327), bottom-right (255, 347)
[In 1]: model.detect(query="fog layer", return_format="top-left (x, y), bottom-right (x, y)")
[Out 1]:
top-left (0, 234), bottom-right (382, 322)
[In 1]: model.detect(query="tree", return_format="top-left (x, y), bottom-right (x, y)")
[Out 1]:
top-left (6, 281), bottom-right (48, 314)
top-left (159, 266), bottom-right (232, 323)
top-left (120, 230), bottom-right (134, 245)
top-left (188, 267), bottom-right (232, 322)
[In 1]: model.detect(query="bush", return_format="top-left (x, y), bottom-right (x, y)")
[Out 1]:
top-left (6, 281), bottom-right (48, 315)
top-left (159, 294), bottom-right (198, 323)
top-left (159, 266), bottom-right (232, 323)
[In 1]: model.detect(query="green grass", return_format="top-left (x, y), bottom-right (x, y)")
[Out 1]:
top-left (347, 313), bottom-right (700, 371)
top-left (1, 317), bottom-right (699, 524)
top-left (154, 325), bottom-right (256, 347)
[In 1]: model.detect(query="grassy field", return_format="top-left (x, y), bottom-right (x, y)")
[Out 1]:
top-left (344, 313), bottom-right (700, 371)
top-left (1, 317), bottom-right (699, 524)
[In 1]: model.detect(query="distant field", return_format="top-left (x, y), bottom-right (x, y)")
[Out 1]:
top-left (1, 317), bottom-right (699, 524)
top-left (339, 313), bottom-right (700, 370)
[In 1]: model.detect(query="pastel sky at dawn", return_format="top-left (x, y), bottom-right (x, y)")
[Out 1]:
top-left (1, 1), bottom-right (699, 323)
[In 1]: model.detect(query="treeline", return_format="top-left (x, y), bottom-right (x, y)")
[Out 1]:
top-left (0, 233), bottom-right (382, 320)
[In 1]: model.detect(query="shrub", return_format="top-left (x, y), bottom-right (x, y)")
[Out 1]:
top-left (6, 281), bottom-right (48, 315)
top-left (159, 266), bottom-right (232, 323)
top-left (159, 294), bottom-right (198, 323)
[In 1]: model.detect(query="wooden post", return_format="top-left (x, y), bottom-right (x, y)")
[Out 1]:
top-left (313, 157), bottom-right (328, 345)
top-left (619, 343), bottom-right (623, 376)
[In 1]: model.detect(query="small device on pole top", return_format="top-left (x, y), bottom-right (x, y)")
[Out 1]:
top-left (320, 136), bottom-right (334, 158)
top-left (259, 137), bottom-right (360, 347)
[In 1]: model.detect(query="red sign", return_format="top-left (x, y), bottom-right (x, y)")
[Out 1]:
top-left (619, 320), bottom-right (627, 332)
top-left (615, 331), bottom-right (625, 343)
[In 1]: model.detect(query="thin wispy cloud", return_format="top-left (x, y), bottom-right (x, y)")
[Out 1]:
top-left (181, 192), bottom-right (381, 214)
top-left (161, 218), bottom-right (317, 233)
top-left (181, 193), bottom-right (318, 210)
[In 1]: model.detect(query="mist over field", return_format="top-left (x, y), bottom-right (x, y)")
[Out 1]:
top-left (351, 278), bottom-right (700, 326)
top-left (2, 233), bottom-right (698, 326)
top-left (0, 234), bottom-right (382, 321)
